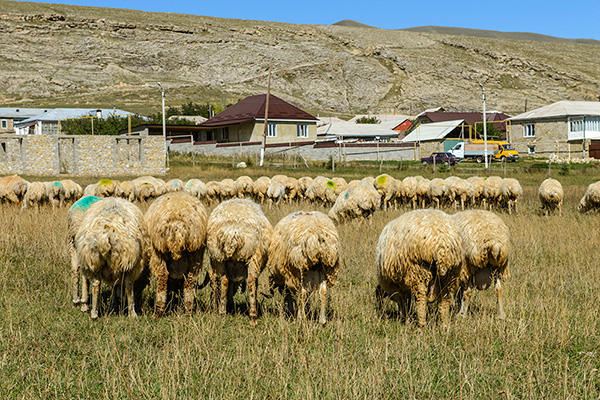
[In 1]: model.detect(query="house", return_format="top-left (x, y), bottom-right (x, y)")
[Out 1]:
top-left (401, 120), bottom-right (467, 157)
top-left (14, 108), bottom-right (135, 135)
top-left (412, 109), bottom-right (511, 139)
top-left (508, 101), bottom-right (600, 157)
top-left (0, 108), bottom-right (49, 134)
top-left (199, 94), bottom-right (318, 144)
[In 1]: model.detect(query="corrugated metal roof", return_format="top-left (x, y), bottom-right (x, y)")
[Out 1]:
top-left (510, 101), bottom-right (600, 121)
top-left (317, 122), bottom-right (398, 137)
top-left (0, 108), bottom-right (50, 119)
top-left (15, 108), bottom-right (134, 126)
top-left (421, 111), bottom-right (510, 124)
top-left (201, 94), bottom-right (317, 127)
top-left (402, 120), bottom-right (464, 142)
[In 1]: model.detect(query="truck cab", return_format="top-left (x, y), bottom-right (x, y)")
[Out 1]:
top-left (472, 140), bottom-right (519, 162)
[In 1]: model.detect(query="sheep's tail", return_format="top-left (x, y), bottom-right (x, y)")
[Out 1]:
top-left (97, 226), bottom-right (114, 258)
top-left (161, 220), bottom-right (187, 260)
top-left (221, 228), bottom-right (243, 259)
top-left (490, 242), bottom-right (503, 261)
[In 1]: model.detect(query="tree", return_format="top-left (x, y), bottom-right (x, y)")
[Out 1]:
top-left (355, 116), bottom-right (380, 124)
top-left (60, 114), bottom-right (149, 135)
top-left (475, 122), bottom-right (504, 140)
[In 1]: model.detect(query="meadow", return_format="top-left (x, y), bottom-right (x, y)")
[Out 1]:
top-left (1, 157), bottom-right (599, 399)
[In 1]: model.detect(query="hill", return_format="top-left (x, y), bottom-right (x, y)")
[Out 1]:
top-left (1, 1), bottom-right (599, 116)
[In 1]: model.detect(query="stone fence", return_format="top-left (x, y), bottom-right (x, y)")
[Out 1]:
top-left (0, 134), bottom-right (166, 176)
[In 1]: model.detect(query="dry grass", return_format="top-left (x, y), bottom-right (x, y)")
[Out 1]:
top-left (1, 163), bottom-right (600, 398)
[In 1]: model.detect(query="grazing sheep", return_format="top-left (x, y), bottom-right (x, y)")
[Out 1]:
top-left (76, 198), bottom-right (146, 319)
top-left (482, 176), bottom-right (503, 210)
top-left (252, 177), bottom-right (271, 204)
top-left (374, 174), bottom-right (398, 211)
top-left (219, 178), bottom-right (237, 201)
top-left (184, 179), bottom-right (207, 201)
top-left (45, 181), bottom-right (66, 208)
top-left (166, 179), bottom-right (184, 193)
top-left (83, 183), bottom-right (98, 197)
top-left (376, 209), bottom-right (464, 327)
top-left (332, 177), bottom-right (348, 196)
top-left (206, 199), bottom-right (273, 325)
top-left (235, 176), bottom-right (254, 198)
top-left (266, 211), bottom-right (341, 325)
top-left (67, 195), bottom-right (103, 305)
top-left (96, 179), bottom-right (117, 197)
top-left (415, 177), bottom-right (430, 208)
top-left (297, 176), bottom-right (313, 199)
top-left (466, 176), bottom-right (484, 206)
top-left (267, 180), bottom-right (285, 207)
top-left (306, 176), bottom-right (338, 205)
top-left (0, 175), bottom-right (28, 205)
top-left (60, 179), bottom-right (83, 204)
top-left (144, 192), bottom-right (208, 317)
top-left (114, 180), bottom-right (137, 202)
top-left (428, 178), bottom-right (448, 209)
top-left (347, 179), bottom-right (361, 187)
top-left (205, 181), bottom-right (221, 204)
top-left (133, 176), bottom-right (165, 202)
top-left (578, 181), bottom-right (600, 213)
top-left (538, 178), bottom-right (564, 216)
top-left (273, 175), bottom-right (299, 202)
top-left (22, 181), bottom-right (48, 210)
top-left (328, 182), bottom-right (381, 223)
top-left (448, 177), bottom-right (473, 211)
top-left (500, 178), bottom-right (523, 214)
top-left (361, 176), bottom-right (375, 186)
top-left (401, 176), bottom-right (418, 209)
top-left (452, 210), bottom-right (510, 319)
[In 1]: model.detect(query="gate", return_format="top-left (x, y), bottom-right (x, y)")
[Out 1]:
top-left (589, 141), bottom-right (600, 159)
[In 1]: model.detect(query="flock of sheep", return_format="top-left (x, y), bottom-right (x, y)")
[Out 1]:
top-left (0, 171), bottom-right (596, 326)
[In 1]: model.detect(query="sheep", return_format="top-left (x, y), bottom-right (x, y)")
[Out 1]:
top-left (448, 177), bottom-right (474, 211)
top-left (144, 192), bottom-right (208, 317)
top-left (482, 176), bottom-right (503, 210)
top-left (133, 176), bottom-right (165, 202)
top-left (297, 176), bottom-right (313, 199)
top-left (206, 198), bottom-right (273, 325)
top-left (67, 195), bottom-right (103, 306)
top-left (428, 178), bottom-right (448, 209)
top-left (83, 183), bottom-right (98, 197)
top-left (375, 209), bottom-right (464, 327)
top-left (267, 180), bottom-right (285, 207)
top-left (361, 176), bottom-right (375, 186)
top-left (166, 178), bottom-right (184, 193)
top-left (466, 176), bottom-right (484, 206)
top-left (305, 176), bottom-right (338, 205)
top-left (332, 177), bottom-right (348, 196)
top-left (328, 182), bottom-right (381, 223)
top-left (0, 175), bottom-right (28, 205)
top-left (273, 175), bottom-right (299, 202)
top-left (578, 181), bottom-right (600, 213)
top-left (401, 176), bottom-right (418, 209)
top-left (205, 181), bottom-right (222, 204)
top-left (45, 181), bottom-right (66, 208)
top-left (219, 178), bottom-right (237, 201)
top-left (114, 180), bottom-right (137, 202)
top-left (235, 175), bottom-right (254, 198)
top-left (415, 177), bottom-right (430, 208)
top-left (347, 179), bottom-right (361, 187)
top-left (60, 179), bottom-right (83, 204)
top-left (22, 181), bottom-right (48, 210)
top-left (76, 197), bottom-right (146, 319)
top-left (184, 178), bottom-right (208, 201)
top-left (451, 210), bottom-right (510, 319)
top-left (539, 178), bottom-right (564, 216)
top-left (96, 178), bottom-right (117, 197)
top-left (266, 210), bottom-right (341, 325)
top-left (374, 174), bottom-right (398, 210)
top-left (500, 178), bottom-right (523, 214)
top-left (252, 176), bottom-right (271, 204)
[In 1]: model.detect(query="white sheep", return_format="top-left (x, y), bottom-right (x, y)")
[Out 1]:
top-left (305, 176), bottom-right (338, 205)
top-left (428, 178), bottom-right (448, 208)
top-left (401, 176), bottom-right (418, 209)
top-left (144, 192), bottom-right (208, 317)
top-left (22, 181), bottom-right (48, 210)
top-left (448, 177), bottom-right (473, 211)
top-left (205, 181), bottom-right (222, 204)
top-left (76, 197), bottom-right (146, 319)
top-left (482, 176), bottom-right (503, 210)
top-left (184, 179), bottom-right (208, 201)
top-left (252, 176), bottom-right (271, 204)
top-left (578, 181), bottom-right (600, 213)
top-left (466, 176), bottom-right (484, 206)
top-left (500, 178), bottom-right (523, 214)
top-left (267, 180), bottom-right (285, 207)
top-left (219, 178), bottom-right (237, 201)
top-left (206, 198), bottom-right (273, 326)
top-left (328, 182), bottom-right (381, 223)
top-left (60, 179), bottom-right (83, 204)
top-left (266, 211), bottom-right (341, 325)
top-left (114, 180), bottom-right (137, 202)
top-left (45, 181), bottom-right (66, 208)
top-left (538, 178), bottom-right (563, 216)
top-left (415, 177), bottom-right (430, 208)
top-left (165, 178), bottom-right (184, 193)
top-left (297, 176), bottom-right (314, 199)
top-left (374, 174), bottom-right (398, 210)
top-left (0, 175), bottom-right (28, 205)
top-left (376, 209), bottom-right (464, 327)
top-left (451, 210), bottom-right (510, 319)
top-left (235, 176), bottom-right (254, 198)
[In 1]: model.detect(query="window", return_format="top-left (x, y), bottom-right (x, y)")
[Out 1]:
top-left (528, 145), bottom-right (535, 154)
top-left (296, 124), bottom-right (308, 138)
top-left (570, 117), bottom-right (600, 133)
top-left (1, 120), bottom-right (6, 129)
top-left (524, 124), bottom-right (535, 138)
top-left (267, 123), bottom-right (277, 137)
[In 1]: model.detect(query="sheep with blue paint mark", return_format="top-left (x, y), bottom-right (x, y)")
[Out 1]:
top-left (328, 182), bottom-right (381, 223)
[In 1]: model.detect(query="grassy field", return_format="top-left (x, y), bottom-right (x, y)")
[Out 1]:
top-left (2, 158), bottom-right (600, 398)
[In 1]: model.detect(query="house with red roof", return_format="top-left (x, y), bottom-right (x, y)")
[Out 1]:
top-left (199, 94), bottom-right (318, 144)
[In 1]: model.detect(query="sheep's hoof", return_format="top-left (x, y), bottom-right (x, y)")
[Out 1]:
top-left (80, 303), bottom-right (89, 313)
top-left (72, 299), bottom-right (80, 306)
top-left (249, 318), bottom-right (258, 327)
top-left (91, 312), bottom-right (99, 320)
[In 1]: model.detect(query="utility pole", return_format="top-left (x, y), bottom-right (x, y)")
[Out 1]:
top-left (260, 58), bottom-right (272, 167)
top-left (158, 82), bottom-right (168, 170)
top-left (479, 83), bottom-right (488, 169)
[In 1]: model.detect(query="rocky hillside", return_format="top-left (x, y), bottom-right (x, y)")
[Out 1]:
top-left (1, 1), bottom-right (599, 117)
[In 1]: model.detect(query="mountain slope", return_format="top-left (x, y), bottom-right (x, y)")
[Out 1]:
top-left (1, 1), bottom-right (599, 117)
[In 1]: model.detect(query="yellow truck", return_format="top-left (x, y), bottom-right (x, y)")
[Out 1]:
top-left (449, 140), bottom-right (519, 163)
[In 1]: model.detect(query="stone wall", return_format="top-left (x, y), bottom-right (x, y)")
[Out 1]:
top-left (0, 134), bottom-right (166, 176)
top-left (509, 120), bottom-right (585, 157)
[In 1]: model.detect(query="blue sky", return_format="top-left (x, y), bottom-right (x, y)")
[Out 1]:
top-left (26, 0), bottom-right (600, 40)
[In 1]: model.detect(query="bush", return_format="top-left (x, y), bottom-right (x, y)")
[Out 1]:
top-left (355, 116), bottom-right (380, 124)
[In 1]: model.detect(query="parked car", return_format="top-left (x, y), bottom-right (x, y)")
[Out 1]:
top-left (421, 152), bottom-right (459, 166)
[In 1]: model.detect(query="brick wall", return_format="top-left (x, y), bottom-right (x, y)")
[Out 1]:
top-left (0, 135), bottom-right (166, 176)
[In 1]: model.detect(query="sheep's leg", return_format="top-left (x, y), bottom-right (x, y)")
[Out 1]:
top-left (461, 196), bottom-right (465, 211)
top-left (459, 286), bottom-right (473, 317)
top-left (247, 267), bottom-right (258, 326)
top-left (70, 242), bottom-right (80, 305)
top-left (297, 286), bottom-right (307, 322)
top-left (219, 274), bottom-right (229, 316)
top-left (318, 280), bottom-right (327, 325)
top-left (435, 198), bottom-right (440, 209)
top-left (90, 277), bottom-right (101, 319)
top-left (80, 275), bottom-right (89, 313)
top-left (125, 276), bottom-right (137, 317)
top-left (438, 293), bottom-right (451, 326)
top-left (495, 277), bottom-right (506, 320)
top-left (183, 271), bottom-right (197, 316)
top-left (153, 258), bottom-right (169, 318)
top-left (415, 281), bottom-right (428, 328)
